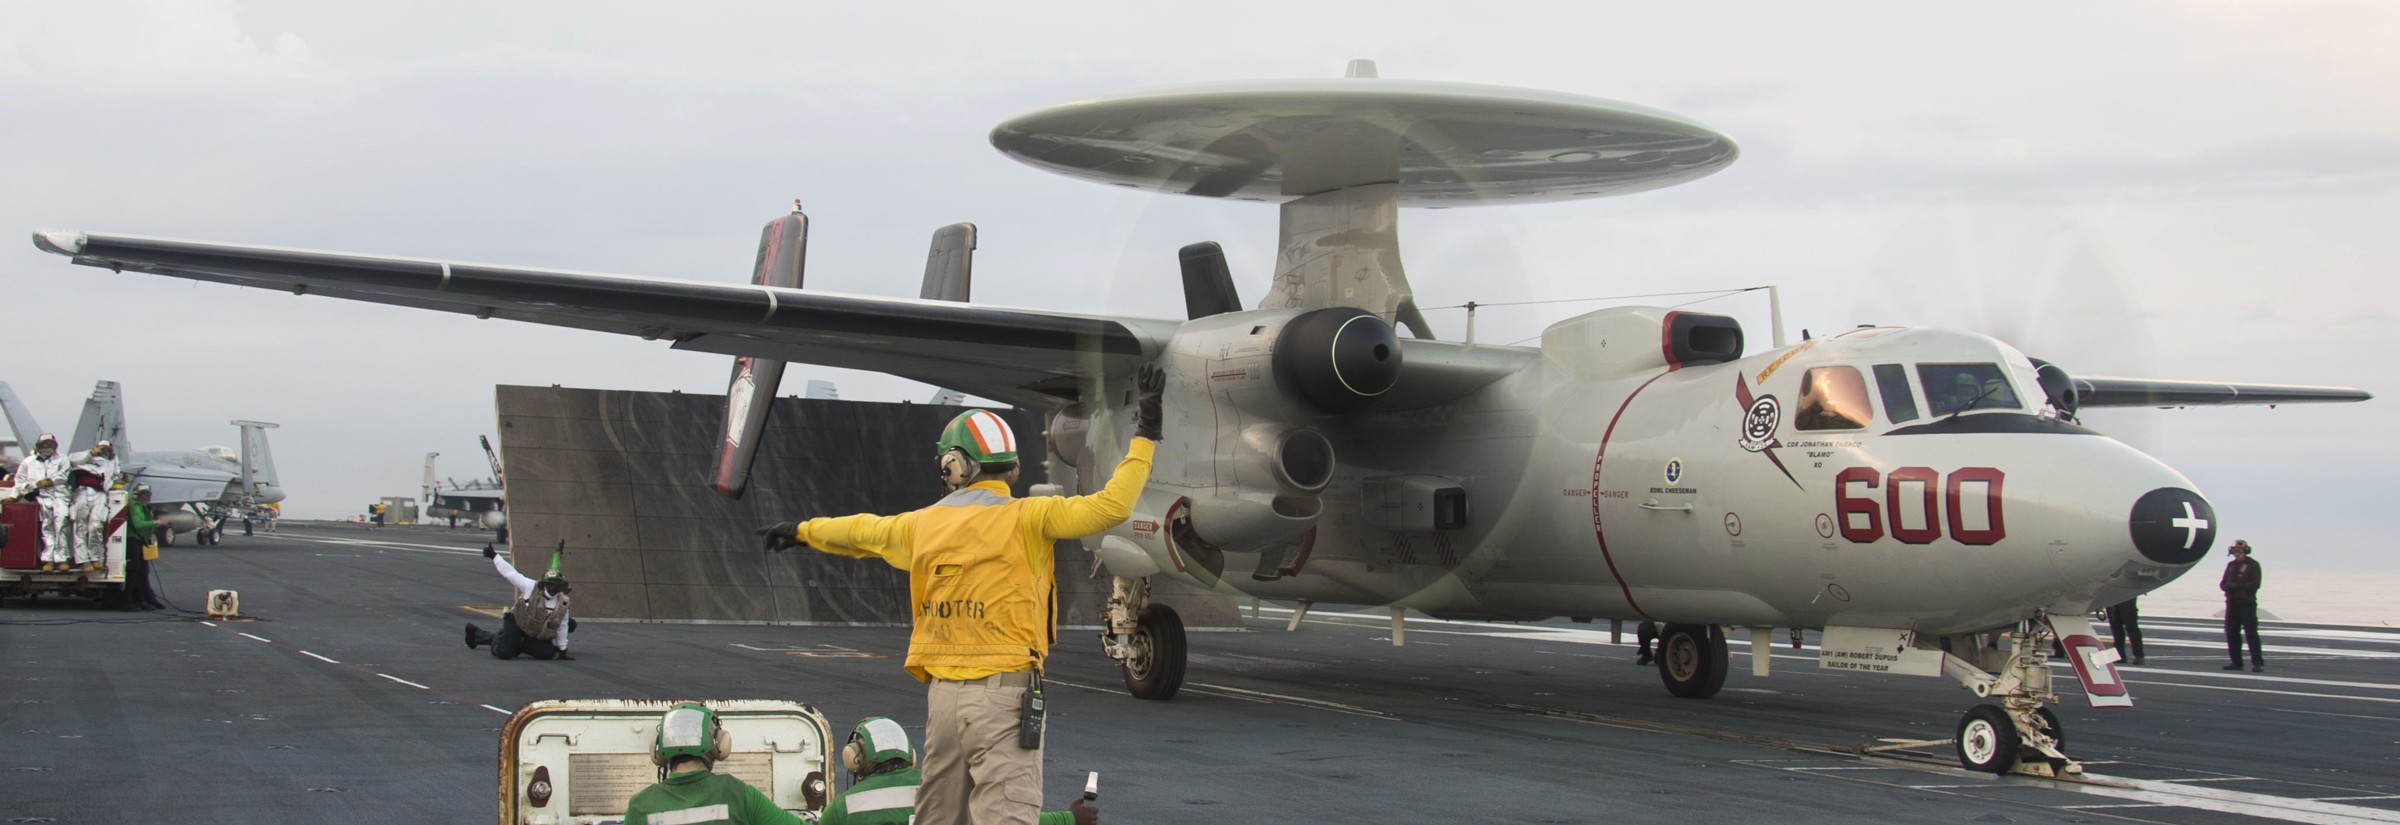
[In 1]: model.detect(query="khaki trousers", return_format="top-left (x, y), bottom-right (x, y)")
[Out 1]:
top-left (918, 675), bottom-right (1042, 825)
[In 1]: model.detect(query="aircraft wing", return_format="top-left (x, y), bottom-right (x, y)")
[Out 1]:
top-left (33, 231), bottom-right (1179, 408)
top-left (2073, 376), bottom-right (2374, 408)
top-left (130, 465), bottom-right (235, 507)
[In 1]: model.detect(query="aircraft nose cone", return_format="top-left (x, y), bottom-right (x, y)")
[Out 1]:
top-left (2128, 487), bottom-right (2216, 565)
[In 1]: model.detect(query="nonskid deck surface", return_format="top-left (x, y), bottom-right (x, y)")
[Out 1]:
top-left (4, 521), bottom-right (2394, 824)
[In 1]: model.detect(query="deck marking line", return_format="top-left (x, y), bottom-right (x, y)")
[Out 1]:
top-left (238, 633), bottom-right (271, 643)
top-left (299, 651), bottom-right (339, 664)
top-left (378, 674), bottom-right (431, 690)
top-left (2077, 775), bottom-right (2400, 825)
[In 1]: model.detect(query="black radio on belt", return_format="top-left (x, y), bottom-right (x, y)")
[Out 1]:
top-left (1017, 677), bottom-right (1045, 750)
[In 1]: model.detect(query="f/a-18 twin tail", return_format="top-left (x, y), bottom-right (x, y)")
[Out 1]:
top-left (30, 61), bottom-right (2369, 775)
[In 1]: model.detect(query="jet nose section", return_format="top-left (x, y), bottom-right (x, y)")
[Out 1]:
top-left (2127, 487), bottom-right (2217, 565)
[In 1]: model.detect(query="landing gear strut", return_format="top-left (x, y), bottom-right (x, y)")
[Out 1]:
top-left (1938, 618), bottom-right (2075, 776)
top-left (1101, 576), bottom-right (1185, 700)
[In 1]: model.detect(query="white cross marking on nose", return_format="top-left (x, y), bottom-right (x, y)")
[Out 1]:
top-left (2171, 501), bottom-right (2211, 550)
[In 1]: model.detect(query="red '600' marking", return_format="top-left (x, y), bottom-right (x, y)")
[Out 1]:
top-left (1834, 467), bottom-right (2005, 545)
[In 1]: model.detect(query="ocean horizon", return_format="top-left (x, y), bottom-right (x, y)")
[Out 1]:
top-left (2134, 565), bottom-right (2397, 627)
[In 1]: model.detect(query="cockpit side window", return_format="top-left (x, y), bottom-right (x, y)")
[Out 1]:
top-left (1873, 363), bottom-right (1919, 424)
top-left (1795, 366), bottom-right (1873, 431)
top-left (1917, 363), bottom-right (2021, 415)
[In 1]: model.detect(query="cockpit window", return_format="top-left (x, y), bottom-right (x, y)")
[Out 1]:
top-left (1795, 366), bottom-right (1873, 430)
top-left (1918, 363), bottom-right (2021, 415)
top-left (1873, 364), bottom-right (1919, 424)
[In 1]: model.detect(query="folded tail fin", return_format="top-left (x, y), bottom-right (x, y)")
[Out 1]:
top-left (712, 207), bottom-right (807, 499)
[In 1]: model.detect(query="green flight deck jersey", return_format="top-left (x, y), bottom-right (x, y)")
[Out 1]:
top-left (619, 769), bottom-right (807, 825)
top-left (818, 766), bottom-right (1081, 825)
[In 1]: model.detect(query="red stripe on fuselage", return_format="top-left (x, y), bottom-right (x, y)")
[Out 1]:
top-left (1590, 370), bottom-right (1674, 618)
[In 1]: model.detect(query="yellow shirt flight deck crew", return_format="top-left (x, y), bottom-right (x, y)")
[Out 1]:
top-left (788, 438), bottom-right (1155, 682)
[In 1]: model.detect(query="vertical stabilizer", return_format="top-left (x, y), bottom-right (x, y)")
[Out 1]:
top-left (714, 207), bottom-right (807, 499)
top-left (1178, 242), bottom-right (1244, 319)
top-left (921, 223), bottom-right (976, 404)
top-left (803, 380), bottom-right (839, 400)
top-left (920, 223), bottom-right (977, 301)
top-left (232, 421), bottom-right (280, 495)
top-left (69, 380), bottom-right (131, 455)
top-left (0, 382), bottom-right (39, 462)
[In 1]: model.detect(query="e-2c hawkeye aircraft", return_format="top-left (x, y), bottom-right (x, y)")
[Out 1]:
top-left (31, 61), bottom-right (2371, 775)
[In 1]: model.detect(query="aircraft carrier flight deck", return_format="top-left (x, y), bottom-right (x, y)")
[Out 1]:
top-left (4, 522), bottom-right (2394, 824)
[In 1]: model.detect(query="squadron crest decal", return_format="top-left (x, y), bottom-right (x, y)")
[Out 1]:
top-left (1735, 375), bottom-right (1803, 490)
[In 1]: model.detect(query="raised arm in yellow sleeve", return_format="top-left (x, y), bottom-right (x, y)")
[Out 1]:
top-left (795, 511), bottom-right (918, 570)
top-left (1030, 437), bottom-right (1155, 541)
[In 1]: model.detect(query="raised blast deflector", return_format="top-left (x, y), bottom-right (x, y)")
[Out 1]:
top-left (713, 210), bottom-right (807, 499)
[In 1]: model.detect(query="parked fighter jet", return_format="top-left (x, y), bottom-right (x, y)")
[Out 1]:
top-left (0, 380), bottom-right (282, 545)
top-left (30, 62), bottom-right (2371, 775)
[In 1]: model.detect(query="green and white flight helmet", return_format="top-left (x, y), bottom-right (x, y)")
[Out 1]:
top-left (846, 716), bottom-right (913, 770)
top-left (936, 409), bottom-right (1018, 469)
top-left (651, 702), bottom-right (729, 768)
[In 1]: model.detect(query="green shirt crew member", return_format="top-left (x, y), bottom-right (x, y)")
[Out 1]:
top-left (120, 484), bottom-right (165, 611)
top-left (820, 717), bottom-right (1093, 825)
top-left (621, 703), bottom-right (809, 825)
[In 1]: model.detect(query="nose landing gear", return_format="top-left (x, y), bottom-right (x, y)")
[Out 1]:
top-left (1938, 620), bottom-right (2077, 776)
top-left (1101, 575), bottom-right (1187, 700)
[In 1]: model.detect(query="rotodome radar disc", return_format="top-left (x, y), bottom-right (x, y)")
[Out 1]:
top-left (991, 77), bottom-right (1738, 206)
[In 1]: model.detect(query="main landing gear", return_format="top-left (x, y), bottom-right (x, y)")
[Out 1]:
top-left (1101, 576), bottom-right (1186, 700)
top-left (1937, 618), bottom-right (2075, 776)
top-left (1655, 623), bottom-right (1729, 699)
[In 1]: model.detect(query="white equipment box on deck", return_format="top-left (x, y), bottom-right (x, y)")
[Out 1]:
top-left (499, 699), bottom-right (834, 825)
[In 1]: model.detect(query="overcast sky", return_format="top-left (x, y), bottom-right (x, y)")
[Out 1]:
top-left (3, 1), bottom-right (2394, 570)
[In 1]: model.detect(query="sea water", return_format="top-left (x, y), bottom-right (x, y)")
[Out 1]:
top-left (2137, 566), bottom-right (2398, 627)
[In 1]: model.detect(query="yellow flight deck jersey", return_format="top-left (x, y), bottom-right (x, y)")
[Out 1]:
top-left (793, 438), bottom-right (1155, 682)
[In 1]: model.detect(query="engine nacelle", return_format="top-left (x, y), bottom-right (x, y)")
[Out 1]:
top-left (1165, 307), bottom-right (1401, 420)
top-left (1045, 404), bottom-right (1094, 470)
top-left (1272, 307), bottom-right (1402, 414)
top-left (1128, 307), bottom-right (1399, 564)
top-left (479, 510), bottom-right (509, 530)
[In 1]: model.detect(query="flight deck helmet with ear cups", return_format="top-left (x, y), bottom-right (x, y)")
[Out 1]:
top-left (841, 716), bottom-right (913, 778)
top-left (652, 703), bottom-right (731, 768)
top-left (935, 410), bottom-right (1017, 483)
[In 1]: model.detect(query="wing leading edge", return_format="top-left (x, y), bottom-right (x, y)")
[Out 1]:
top-left (34, 231), bottom-right (1175, 408)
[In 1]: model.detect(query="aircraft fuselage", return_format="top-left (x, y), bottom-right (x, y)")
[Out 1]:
top-left (1100, 317), bottom-right (2209, 638)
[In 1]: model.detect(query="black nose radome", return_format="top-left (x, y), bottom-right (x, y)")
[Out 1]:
top-left (2128, 488), bottom-right (2215, 565)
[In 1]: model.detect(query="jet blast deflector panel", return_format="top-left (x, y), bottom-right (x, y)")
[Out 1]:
top-left (495, 385), bottom-right (1234, 627)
